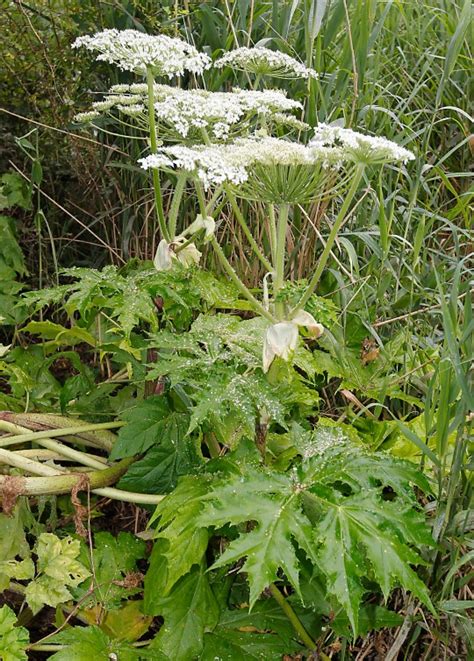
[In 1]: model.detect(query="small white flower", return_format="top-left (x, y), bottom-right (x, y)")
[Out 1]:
top-left (139, 153), bottom-right (174, 170)
top-left (72, 29), bottom-right (211, 77)
top-left (215, 46), bottom-right (318, 80)
top-left (263, 322), bottom-right (299, 373)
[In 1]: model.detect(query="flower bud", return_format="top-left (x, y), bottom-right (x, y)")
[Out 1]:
top-left (291, 310), bottom-right (324, 339)
top-left (176, 242), bottom-right (202, 267)
top-left (153, 239), bottom-right (173, 271)
top-left (263, 322), bottom-right (299, 373)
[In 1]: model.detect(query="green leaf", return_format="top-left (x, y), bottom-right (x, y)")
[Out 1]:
top-left (148, 567), bottom-right (220, 661)
top-left (0, 558), bottom-right (35, 591)
top-left (48, 626), bottom-right (141, 661)
top-left (146, 477), bottom-right (210, 598)
top-left (75, 531), bottom-right (146, 610)
top-left (111, 397), bottom-right (188, 459)
top-left (201, 599), bottom-right (308, 659)
top-left (22, 321), bottom-right (96, 347)
top-left (201, 629), bottom-right (298, 660)
top-left (24, 533), bottom-right (91, 615)
top-left (118, 438), bottom-right (201, 495)
top-left (0, 606), bottom-right (29, 661)
top-left (0, 504), bottom-right (33, 591)
top-left (0, 215), bottom-right (26, 277)
top-left (332, 604), bottom-right (404, 638)
top-left (193, 433), bottom-right (434, 635)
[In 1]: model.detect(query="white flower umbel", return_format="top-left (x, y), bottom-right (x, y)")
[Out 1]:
top-left (73, 110), bottom-right (101, 123)
top-left (139, 144), bottom-right (249, 189)
top-left (139, 136), bottom-right (352, 202)
top-left (310, 123), bottom-right (415, 165)
top-left (72, 29), bottom-right (211, 77)
top-left (75, 84), bottom-right (302, 140)
top-left (153, 87), bottom-right (302, 140)
top-left (215, 46), bottom-right (318, 80)
top-left (263, 311), bottom-right (324, 372)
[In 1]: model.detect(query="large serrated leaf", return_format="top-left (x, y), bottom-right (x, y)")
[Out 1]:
top-left (146, 477), bottom-right (210, 597)
top-left (194, 434), bottom-right (434, 635)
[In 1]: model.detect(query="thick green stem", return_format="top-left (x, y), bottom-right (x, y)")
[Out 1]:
top-left (0, 421), bottom-right (124, 448)
top-left (269, 583), bottom-right (316, 651)
top-left (209, 236), bottom-right (275, 322)
top-left (291, 165), bottom-right (365, 315)
top-left (168, 173), bottom-right (187, 240)
top-left (146, 67), bottom-right (170, 242)
top-left (32, 438), bottom-right (108, 471)
top-left (92, 486), bottom-right (164, 504)
top-left (224, 186), bottom-right (273, 272)
top-left (0, 413), bottom-right (117, 451)
top-left (268, 203), bottom-right (278, 266)
top-left (274, 203), bottom-right (290, 319)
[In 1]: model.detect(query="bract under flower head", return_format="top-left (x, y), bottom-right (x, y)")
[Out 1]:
top-left (184, 215), bottom-right (216, 241)
top-left (310, 123), bottom-right (415, 165)
top-left (72, 29), bottom-right (211, 77)
top-left (215, 46), bottom-right (318, 80)
top-left (291, 310), bottom-right (324, 339)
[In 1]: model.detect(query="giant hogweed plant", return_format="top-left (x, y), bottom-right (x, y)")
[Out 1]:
top-left (0, 29), bottom-right (436, 659)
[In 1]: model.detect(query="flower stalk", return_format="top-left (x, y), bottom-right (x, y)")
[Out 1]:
top-left (274, 203), bottom-right (290, 319)
top-left (146, 67), bottom-right (170, 242)
top-left (291, 164), bottom-right (365, 315)
top-left (269, 583), bottom-right (317, 651)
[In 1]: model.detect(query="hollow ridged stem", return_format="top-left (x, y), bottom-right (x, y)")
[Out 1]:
top-left (269, 583), bottom-right (316, 651)
top-left (194, 179), bottom-right (275, 322)
top-left (0, 420), bottom-right (124, 448)
top-left (0, 413), bottom-right (118, 450)
top-left (32, 438), bottom-right (108, 471)
top-left (291, 165), bottom-right (365, 315)
top-left (274, 203), bottom-right (290, 319)
top-left (0, 439), bottom-right (164, 504)
top-left (168, 173), bottom-right (187, 240)
top-left (146, 67), bottom-right (170, 242)
top-left (268, 203), bottom-right (278, 266)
